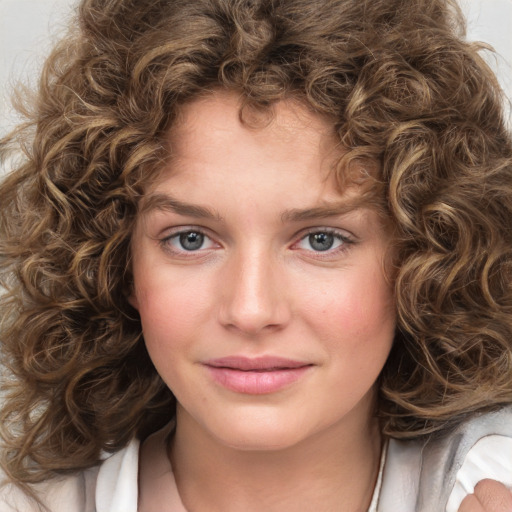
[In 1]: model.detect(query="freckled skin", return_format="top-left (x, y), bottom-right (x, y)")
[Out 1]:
top-left (458, 480), bottom-right (512, 512)
top-left (132, 91), bottom-right (396, 511)
top-left (131, 92), bottom-right (396, 451)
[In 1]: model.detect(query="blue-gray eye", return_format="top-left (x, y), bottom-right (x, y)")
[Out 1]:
top-left (295, 230), bottom-right (349, 253)
top-left (179, 231), bottom-right (205, 251)
top-left (308, 232), bottom-right (335, 251)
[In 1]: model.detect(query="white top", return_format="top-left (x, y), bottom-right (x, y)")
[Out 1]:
top-left (1, 423), bottom-right (512, 511)
top-left (447, 436), bottom-right (512, 511)
top-left (378, 435), bottom-right (512, 511)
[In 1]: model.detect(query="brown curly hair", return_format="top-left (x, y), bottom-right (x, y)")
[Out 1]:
top-left (1, 0), bottom-right (512, 486)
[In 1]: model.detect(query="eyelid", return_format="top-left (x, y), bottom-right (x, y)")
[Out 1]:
top-left (159, 224), bottom-right (217, 239)
top-left (290, 227), bottom-right (356, 255)
top-left (294, 226), bottom-right (355, 243)
top-left (159, 226), bottom-right (222, 255)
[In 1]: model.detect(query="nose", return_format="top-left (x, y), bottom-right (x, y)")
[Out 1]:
top-left (218, 248), bottom-right (291, 336)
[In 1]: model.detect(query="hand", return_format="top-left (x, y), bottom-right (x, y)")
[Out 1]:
top-left (458, 479), bottom-right (512, 512)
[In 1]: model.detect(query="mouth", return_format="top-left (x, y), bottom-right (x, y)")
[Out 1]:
top-left (203, 356), bottom-right (313, 394)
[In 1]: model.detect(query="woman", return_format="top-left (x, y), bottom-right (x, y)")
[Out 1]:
top-left (1, 0), bottom-right (512, 510)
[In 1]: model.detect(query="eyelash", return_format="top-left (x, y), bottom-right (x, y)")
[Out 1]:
top-left (159, 227), bottom-right (355, 258)
top-left (159, 227), bottom-right (219, 256)
top-left (292, 228), bottom-right (354, 258)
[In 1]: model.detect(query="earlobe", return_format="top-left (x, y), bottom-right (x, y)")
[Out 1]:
top-left (128, 289), bottom-right (139, 310)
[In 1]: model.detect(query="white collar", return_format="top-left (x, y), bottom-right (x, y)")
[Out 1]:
top-left (96, 438), bottom-right (140, 512)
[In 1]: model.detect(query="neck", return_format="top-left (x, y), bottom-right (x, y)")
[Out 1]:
top-left (170, 407), bottom-right (382, 512)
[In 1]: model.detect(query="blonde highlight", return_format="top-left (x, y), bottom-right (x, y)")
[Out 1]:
top-left (1, 0), bottom-right (511, 486)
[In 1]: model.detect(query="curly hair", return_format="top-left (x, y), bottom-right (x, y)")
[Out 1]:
top-left (1, 0), bottom-right (512, 486)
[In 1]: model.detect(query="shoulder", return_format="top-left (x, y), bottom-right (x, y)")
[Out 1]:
top-left (0, 438), bottom-right (140, 512)
top-left (378, 405), bottom-right (512, 512)
top-left (423, 405), bottom-right (512, 512)
top-left (446, 434), bottom-right (512, 512)
top-left (95, 437), bottom-right (140, 512)
top-left (0, 467), bottom-right (99, 512)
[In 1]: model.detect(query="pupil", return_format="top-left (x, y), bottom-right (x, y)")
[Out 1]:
top-left (309, 232), bottom-right (334, 251)
top-left (179, 232), bottom-right (204, 251)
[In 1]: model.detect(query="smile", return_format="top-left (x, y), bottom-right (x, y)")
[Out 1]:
top-left (204, 356), bottom-right (314, 394)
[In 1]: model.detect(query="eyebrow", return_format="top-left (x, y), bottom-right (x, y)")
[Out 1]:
top-left (139, 193), bottom-right (222, 221)
top-left (280, 198), bottom-right (367, 223)
top-left (139, 193), bottom-right (366, 223)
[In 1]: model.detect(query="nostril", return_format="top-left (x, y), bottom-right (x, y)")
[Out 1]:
top-left (217, 255), bottom-right (291, 334)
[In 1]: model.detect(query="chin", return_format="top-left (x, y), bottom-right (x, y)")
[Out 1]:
top-left (204, 412), bottom-right (315, 452)
top-left (217, 428), bottom-right (305, 452)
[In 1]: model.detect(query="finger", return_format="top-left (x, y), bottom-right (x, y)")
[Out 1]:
top-left (458, 493), bottom-right (486, 512)
top-left (473, 479), bottom-right (512, 512)
top-left (458, 480), bottom-right (512, 512)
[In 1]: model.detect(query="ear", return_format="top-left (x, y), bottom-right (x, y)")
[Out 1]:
top-left (128, 287), bottom-right (139, 310)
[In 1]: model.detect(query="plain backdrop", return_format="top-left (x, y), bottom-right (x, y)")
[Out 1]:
top-left (1, 0), bottom-right (512, 142)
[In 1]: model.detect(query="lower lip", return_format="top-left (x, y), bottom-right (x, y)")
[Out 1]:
top-left (205, 366), bottom-right (312, 394)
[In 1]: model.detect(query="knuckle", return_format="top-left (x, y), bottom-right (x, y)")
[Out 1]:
top-left (473, 479), bottom-right (512, 511)
top-left (458, 493), bottom-right (482, 511)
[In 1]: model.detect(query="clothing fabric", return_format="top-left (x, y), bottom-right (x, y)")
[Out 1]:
top-left (1, 406), bottom-right (512, 511)
top-left (378, 405), bottom-right (512, 511)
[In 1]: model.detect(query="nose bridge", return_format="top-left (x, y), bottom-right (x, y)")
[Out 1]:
top-left (219, 242), bottom-right (288, 335)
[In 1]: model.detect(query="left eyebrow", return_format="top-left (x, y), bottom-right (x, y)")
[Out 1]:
top-left (281, 198), bottom-right (368, 223)
top-left (138, 193), bottom-right (223, 221)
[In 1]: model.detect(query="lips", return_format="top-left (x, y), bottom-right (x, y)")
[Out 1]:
top-left (206, 356), bottom-right (310, 371)
top-left (203, 356), bottom-right (313, 394)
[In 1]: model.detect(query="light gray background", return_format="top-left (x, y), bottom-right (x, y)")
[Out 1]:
top-left (1, 0), bottom-right (512, 141)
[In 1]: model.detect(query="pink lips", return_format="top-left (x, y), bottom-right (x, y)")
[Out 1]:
top-left (204, 356), bottom-right (313, 394)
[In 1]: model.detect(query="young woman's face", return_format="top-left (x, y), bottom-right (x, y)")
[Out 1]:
top-left (130, 91), bottom-right (396, 451)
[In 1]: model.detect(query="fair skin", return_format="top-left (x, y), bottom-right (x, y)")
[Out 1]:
top-left (130, 91), bottom-right (512, 512)
top-left (460, 480), bottom-right (512, 512)
top-left (131, 91), bottom-right (394, 511)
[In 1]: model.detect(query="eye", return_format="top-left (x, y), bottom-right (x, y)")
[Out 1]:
top-left (306, 232), bottom-right (336, 251)
top-left (177, 231), bottom-right (206, 251)
top-left (163, 229), bottom-right (218, 253)
top-left (294, 230), bottom-right (352, 253)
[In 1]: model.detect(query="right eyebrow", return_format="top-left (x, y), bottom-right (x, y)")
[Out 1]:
top-left (280, 197), bottom-right (368, 223)
top-left (139, 193), bottom-right (222, 221)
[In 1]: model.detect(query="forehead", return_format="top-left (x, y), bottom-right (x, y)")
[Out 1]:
top-left (167, 91), bottom-right (339, 165)
top-left (144, 91), bottom-right (386, 218)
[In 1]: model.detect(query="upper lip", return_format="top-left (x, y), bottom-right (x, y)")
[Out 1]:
top-left (204, 356), bottom-right (312, 371)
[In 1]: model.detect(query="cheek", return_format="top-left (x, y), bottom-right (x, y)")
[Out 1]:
top-left (307, 268), bottom-right (394, 324)
top-left (345, 287), bottom-right (395, 340)
top-left (134, 259), bottom-right (198, 321)
top-left (300, 266), bottom-right (396, 358)
top-left (137, 287), bottom-right (193, 341)
top-left (134, 270), bottom-right (214, 359)
top-left (135, 288), bottom-right (191, 386)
